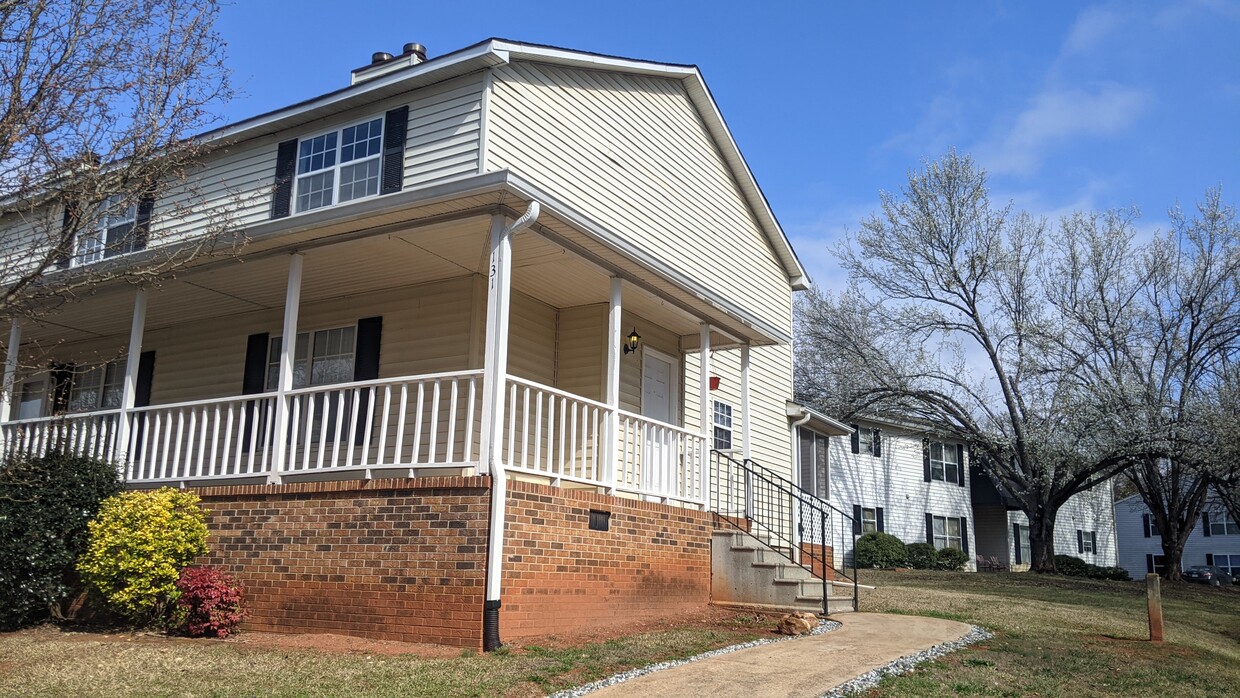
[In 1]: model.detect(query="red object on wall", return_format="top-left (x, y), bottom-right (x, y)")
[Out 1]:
top-left (709, 375), bottom-right (721, 391)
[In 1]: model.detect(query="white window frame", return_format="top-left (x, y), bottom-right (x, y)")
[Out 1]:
top-left (929, 440), bottom-right (961, 484)
top-left (74, 196), bottom-right (137, 267)
top-left (265, 324), bottom-right (358, 392)
top-left (1149, 554), bottom-right (1167, 575)
top-left (1016, 523), bottom-right (1031, 565)
top-left (932, 514), bottom-right (963, 551)
top-left (1215, 554), bottom-right (1239, 577)
top-left (861, 507), bottom-right (878, 534)
top-left (1209, 513), bottom-right (1239, 536)
top-left (712, 399), bottom-right (733, 451)
top-left (1080, 530), bottom-right (1097, 554)
top-left (797, 427), bottom-right (830, 500)
top-left (293, 115), bottom-right (385, 215)
top-left (16, 379), bottom-right (48, 420)
top-left (66, 361), bottom-right (125, 413)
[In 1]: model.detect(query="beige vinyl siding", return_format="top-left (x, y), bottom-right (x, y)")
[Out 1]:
top-left (0, 208), bottom-right (61, 284)
top-left (506, 291), bottom-right (556, 386)
top-left (619, 312), bottom-right (681, 415)
top-left (486, 61), bottom-right (793, 330)
top-left (556, 304), bottom-right (605, 401)
top-left (683, 343), bottom-right (794, 477)
top-left (150, 74), bottom-right (484, 245)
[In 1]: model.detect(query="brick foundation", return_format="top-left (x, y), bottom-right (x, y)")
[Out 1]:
top-left (500, 482), bottom-right (713, 638)
top-left (196, 477), bottom-right (490, 648)
top-left (798, 543), bottom-right (836, 581)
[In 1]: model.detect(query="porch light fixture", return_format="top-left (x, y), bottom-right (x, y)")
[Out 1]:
top-left (623, 328), bottom-right (641, 354)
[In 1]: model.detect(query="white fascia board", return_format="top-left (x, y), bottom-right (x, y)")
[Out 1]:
top-left (786, 401), bottom-right (853, 436)
top-left (492, 40), bottom-right (699, 78)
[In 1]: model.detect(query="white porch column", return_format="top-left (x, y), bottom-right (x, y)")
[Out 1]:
top-left (699, 323), bottom-right (711, 506)
top-left (603, 277), bottom-right (622, 492)
top-left (741, 343), bottom-right (753, 519)
top-left (479, 213), bottom-right (512, 476)
top-left (269, 253), bottom-right (303, 483)
top-left (115, 290), bottom-right (147, 468)
top-left (1, 320), bottom-right (21, 422)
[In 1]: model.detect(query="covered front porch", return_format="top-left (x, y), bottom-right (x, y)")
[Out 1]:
top-left (0, 192), bottom-right (771, 508)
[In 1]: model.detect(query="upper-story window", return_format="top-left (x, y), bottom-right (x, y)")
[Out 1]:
top-left (1208, 512), bottom-right (1239, 536)
top-left (929, 441), bottom-right (961, 484)
top-left (296, 117), bottom-right (384, 213)
top-left (67, 195), bottom-right (150, 268)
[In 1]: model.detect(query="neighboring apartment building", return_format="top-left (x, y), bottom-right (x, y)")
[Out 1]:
top-left (816, 416), bottom-right (1118, 571)
top-left (0, 39), bottom-right (812, 648)
top-left (1114, 492), bottom-right (1240, 581)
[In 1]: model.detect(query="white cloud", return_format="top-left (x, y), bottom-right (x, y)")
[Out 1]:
top-left (977, 84), bottom-right (1150, 176)
top-left (1063, 6), bottom-right (1123, 54)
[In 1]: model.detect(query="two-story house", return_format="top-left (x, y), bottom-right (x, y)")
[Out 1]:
top-left (1114, 492), bottom-right (1240, 581)
top-left (814, 416), bottom-right (1118, 571)
top-left (0, 39), bottom-right (818, 649)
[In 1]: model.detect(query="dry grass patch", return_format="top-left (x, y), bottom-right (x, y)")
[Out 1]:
top-left (856, 570), bottom-right (1240, 697)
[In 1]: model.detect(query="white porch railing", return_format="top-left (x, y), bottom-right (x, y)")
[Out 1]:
top-left (0, 371), bottom-right (705, 504)
top-left (501, 375), bottom-right (706, 506)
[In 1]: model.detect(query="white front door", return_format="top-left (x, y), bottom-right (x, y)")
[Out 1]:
top-left (641, 349), bottom-right (677, 491)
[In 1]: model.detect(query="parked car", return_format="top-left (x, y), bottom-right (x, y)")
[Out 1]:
top-left (1183, 565), bottom-right (1235, 587)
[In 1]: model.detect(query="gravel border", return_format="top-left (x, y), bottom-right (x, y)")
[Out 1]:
top-left (546, 619), bottom-right (843, 698)
top-left (817, 625), bottom-right (994, 697)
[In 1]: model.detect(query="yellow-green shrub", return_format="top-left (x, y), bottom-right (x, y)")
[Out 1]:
top-left (77, 488), bottom-right (209, 623)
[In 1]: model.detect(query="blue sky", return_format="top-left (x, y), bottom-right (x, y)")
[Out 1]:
top-left (215, 1), bottom-right (1239, 289)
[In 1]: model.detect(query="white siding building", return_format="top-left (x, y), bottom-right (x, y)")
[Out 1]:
top-left (1114, 492), bottom-right (1240, 581)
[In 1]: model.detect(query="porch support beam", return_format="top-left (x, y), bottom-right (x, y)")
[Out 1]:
top-left (741, 343), bottom-right (753, 519)
top-left (115, 290), bottom-right (147, 468)
top-left (699, 322), bottom-right (711, 507)
top-left (603, 277), bottom-right (621, 492)
top-left (269, 253), bottom-right (304, 484)
top-left (1, 320), bottom-right (21, 422)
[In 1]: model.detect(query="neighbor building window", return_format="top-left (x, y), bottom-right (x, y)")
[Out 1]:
top-left (932, 515), bottom-right (963, 551)
top-left (1015, 524), bottom-right (1031, 565)
top-left (17, 380), bottom-right (47, 420)
top-left (798, 427), bottom-right (829, 499)
top-left (1079, 530), bottom-right (1097, 554)
top-left (67, 361), bottom-right (125, 412)
top-left (712, 400), bottom-right (733, 450)
top-left (1214, 554), bottom-right (1239, 577)
top-left (929, 441), bottom-right (961, 484)
top-left (862, 507), bottom-right (878, 534)
top-left (1147, 554), bottom-right (1167, 575)
top-left (295, 117), bottom-right (384, 213)
top-left (1208, 513), bottom-right (1239, 536)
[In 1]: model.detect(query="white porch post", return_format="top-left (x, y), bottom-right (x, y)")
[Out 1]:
top-left (603, 277), bottom-right (622, 492)
top-left (479, 213), bottom-right (512, 476)
top-left (114, 290), bottom-right (147, 468)
top-left (1, 320), bottom-right (21, 422)
top-left (269, 253), bottom-right (303, 484)
top-left (741, 343), bottom-right (753, 519)
top-left (699, 323), bottom-right (711, 506)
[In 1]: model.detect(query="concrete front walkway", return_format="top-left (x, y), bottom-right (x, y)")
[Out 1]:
top-left (586, 613), bottom-right (973, 697)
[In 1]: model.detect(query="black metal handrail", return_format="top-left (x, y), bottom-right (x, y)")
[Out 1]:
top-left (710, 450), bottom-right (859, 613)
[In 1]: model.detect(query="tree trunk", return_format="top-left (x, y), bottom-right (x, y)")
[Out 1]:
top-left (1026, 506), bottom-right (1059, 573)
top-left (1159, 529), bottom-right (1190, 582)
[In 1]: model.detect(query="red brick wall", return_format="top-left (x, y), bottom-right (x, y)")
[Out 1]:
top-left (195, 477), bottom-right (490, 648)
top-left (500, 482), bottom-right (713, 638)
top-left (799, 543), bottom-right (836, 581)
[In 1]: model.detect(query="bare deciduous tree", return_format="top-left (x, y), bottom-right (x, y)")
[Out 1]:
top-left (796, 152), bottom-right (1146, 573)
top-left (0, 0), bottom-right (239, 331)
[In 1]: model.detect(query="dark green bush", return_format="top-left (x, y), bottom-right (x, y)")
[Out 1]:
top-left (1053, 555), bottom-right (1092, 577)
top-left (0, 450), bottom-right (122, 629)
top-left (1096, 566), bottom-right (1131, 582)
top-left (855, 532), bottom-right (907, 568)
top-left (905, 542), bottom-right (938, 570)
top-left (936, 546), bottom-right (970, 571)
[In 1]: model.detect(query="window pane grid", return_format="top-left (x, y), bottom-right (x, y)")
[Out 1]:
top-left (932, 515), bottom-right (962, 551)
top-left (295, 118), bottom-right (383, 213)
top-left (712, 400), bottom-right (733, 450)
top-left (929, 440), bottom-right (960, 483)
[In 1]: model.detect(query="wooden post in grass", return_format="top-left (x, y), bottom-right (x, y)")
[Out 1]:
top-left (1146, 573), bottom-right (1164, 643)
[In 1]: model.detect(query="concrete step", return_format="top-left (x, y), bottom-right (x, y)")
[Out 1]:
top-left (713, 527), bottom-right (844, 614)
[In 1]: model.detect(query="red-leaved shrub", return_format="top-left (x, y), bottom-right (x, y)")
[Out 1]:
top-left (174, 567), bottom-right (248, 638)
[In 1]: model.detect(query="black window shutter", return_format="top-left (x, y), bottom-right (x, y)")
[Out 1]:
top-left (1012, 523), bottom-right (1022, 565)
top-left (876, 507), bottom-right (885, 533)
top-left (1142, 513), bottom-right (1151, 538)
top-left (134, 351), bottom-right (156, 407)
top-left (956, 444), bottom-right (966, 487)
top-left (960, 517), bottom-right (969, 554)
top-left (1145, 554), bottom-right (1154, 574)
top-left (132, 195), bottom-right (155, 252)
top-left (241, 332), bottom-right (270, 452)
top-left (1077, 530), bottom-right (1084, 554)
top-left (56, 204), bottom-right (78, 269)
top-left (850, 425), bottom-right (859, 454)
top-left (925, 512), bottom-right (934, 544)
top-left (50, 363), bottom-right (75, 413)
top-left (922, 439), bottom-right (931, 482)
top-left (352, 316), bottom-right (382, 440)
top-left (852, 504), bottom-right (862, 535)
top-left (272, 139), bottom-right (298, 219)
top-left (872, 429), bottom-right (882, 457)
top-left (1206, 553), bottom-right (1215, 566)
top-left (381, 106), bottom-right (408, 195)
top-left (1202, 512), bottom-right (1212, 537)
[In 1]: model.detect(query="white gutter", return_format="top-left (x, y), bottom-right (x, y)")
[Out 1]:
top-left (483, 201), bottom-right (539, 651)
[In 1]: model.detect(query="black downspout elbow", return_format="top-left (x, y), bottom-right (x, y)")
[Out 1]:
top-left (483, 599), bottom-right (502, 651)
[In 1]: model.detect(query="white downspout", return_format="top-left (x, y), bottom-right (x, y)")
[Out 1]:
top-left (789, 407), bottom-right (813, 563)
top-left (483, 201), bottom-right (539, 651)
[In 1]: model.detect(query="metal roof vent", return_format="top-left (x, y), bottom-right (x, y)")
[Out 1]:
top-left (351, 43), bottom-right (429, 85)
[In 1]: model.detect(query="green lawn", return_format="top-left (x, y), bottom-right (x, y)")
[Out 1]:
top-left (0, 615), bottom-right (772, 697)
top-left (857, 570), bottom-right (1240, 697)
